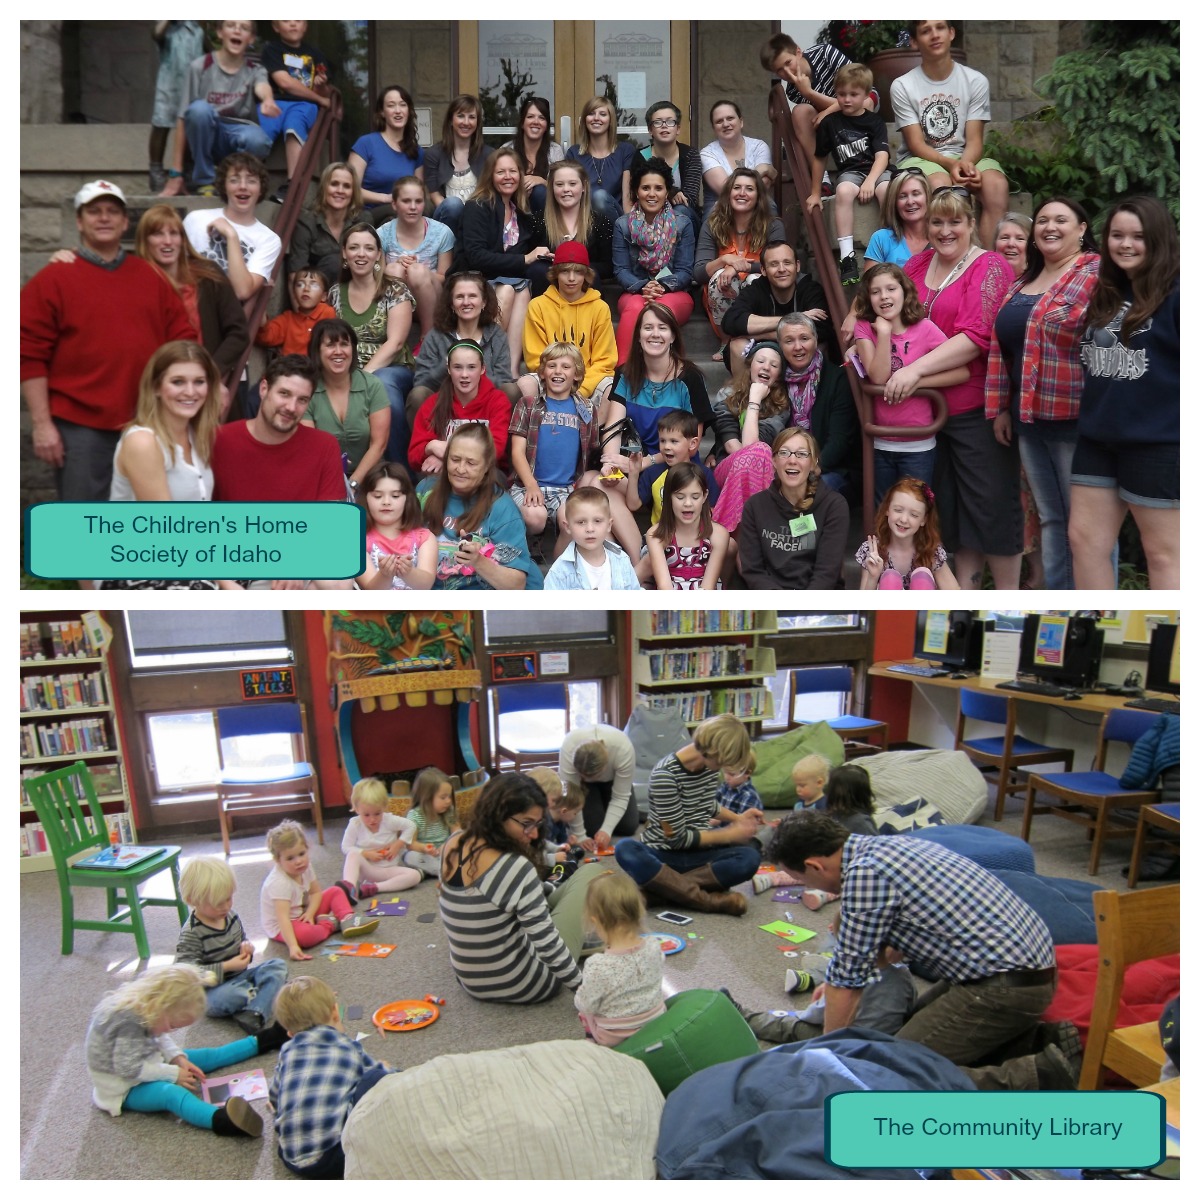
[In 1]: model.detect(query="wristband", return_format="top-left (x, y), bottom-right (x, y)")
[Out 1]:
top-left (167, 169), bottom-right (183, 178)
top-left (746, 403), bottom-right (761, 410)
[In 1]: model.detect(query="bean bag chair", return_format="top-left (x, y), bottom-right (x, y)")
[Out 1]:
top-left (874, 794), bottom-right (947, 834)
top-left (905, 823), bottom-right (1035, 874)
top-left (657, 1027), bottom-right (973, 1179)
top-left (859, 749), bottom-right (988, 824)
top-left (625, 706), bottom-right (690, 815)
top-left (1043, 944), bottom-right (1181, 1044)
top-left (343, 1039), bottom-right (663, 1179)
top-left (615, 987), bottom-right (759, 1095)
top-left (751, 723), bottom-right (845, 808)
top-left (990, 869), bottom-right (1103, 945)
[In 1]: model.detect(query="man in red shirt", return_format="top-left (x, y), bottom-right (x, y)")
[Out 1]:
top-left (212, 354), bottom-right (345, 502)
top-left (20, 180), bottom-right (196, 501)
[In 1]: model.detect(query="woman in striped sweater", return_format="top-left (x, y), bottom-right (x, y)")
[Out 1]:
top-left (439, 773), bottom-right (605, 1004)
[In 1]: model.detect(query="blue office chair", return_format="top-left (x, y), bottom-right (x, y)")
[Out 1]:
top-left (216, 702), bottom-right (323, 854)
top-left (492, 682), bottom-right (570, 772)
top-left (1126, 802), bottom-right (1180, 889)
top-left (954, 688), bottom-right (1074, 821)
top-left (790, 666), bottom-right (888, 757)
top-left (1021, 708), bottom-right (1160, 876)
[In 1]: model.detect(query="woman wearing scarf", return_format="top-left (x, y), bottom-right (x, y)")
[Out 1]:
top-left (612, 157), bottom-right (695, 363)
top-left (777, 312), bottom-right (859, 498)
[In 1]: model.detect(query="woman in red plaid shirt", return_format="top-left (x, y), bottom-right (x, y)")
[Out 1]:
top-left (984, 196), bottom-right (1099, 590)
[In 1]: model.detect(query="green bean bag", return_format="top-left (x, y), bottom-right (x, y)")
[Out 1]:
top-left (615, 988), bottom-right (760, 1096)
top-left (751, 723), bottom-right (845, 808)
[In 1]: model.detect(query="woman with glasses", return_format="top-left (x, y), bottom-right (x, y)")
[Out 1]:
top-left (438, 773), bottom-right (606, 1003)
top-left (737, 426), bottom-right (849, 589)
top-left (640, 100), bottom-right (704, 238)
top-left (889, 188), bottom-right (1020, 588)
top-left (614, 715), bottom-right (761, 915)
top-left (502, 96), bottom-right (563, 214)
top-left (984, 196), bottom-right (1100, 590)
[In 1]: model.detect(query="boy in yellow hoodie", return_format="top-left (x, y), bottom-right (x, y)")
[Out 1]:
top-left (520, 242), bottom-right (617, 406)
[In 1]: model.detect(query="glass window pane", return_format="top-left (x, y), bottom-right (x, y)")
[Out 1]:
top-left (776, 612), bottom-right (862, 630)
top-left (594, 22), bottom-right (670, 131)
top-left (568, 681), bottom-right (601, 728)
top-left (761, 670), bottom-right (792, 731)
top-left (147, 711), bottom-right (220, 790)
top-left (478, 21), bottom-right (554, 134)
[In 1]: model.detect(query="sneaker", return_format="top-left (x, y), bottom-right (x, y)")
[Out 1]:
top-left (316, 913), bottom-right (341, 933)
top-left (255, 1021), bottom-right (291, 1055)
top-left (1034, 1044), bottom-right (1078, 1090)
top-left (340, 916), bottom-right (380, 939)
top-left (212, 1095), bottom-right (263, 1138)
top-left (784, 968), bottom-right (812, 995)
top-left (821, 172), bottom-right (833, 197)
top-left (839, 254), bottom-right (859, 286)
top-left (358, 880), bottom-right (378, 899)
top-left (801, 888), bottom-right (838, 911)
top-left (269, 181), bottom-right (289, 205)
top-left (148, 164), bottom-right (167, 193)
top-left (335, 879), bottom-right (358, 907)
top-left (196, 184), bottom-right (217, 198)
top-left (232, 1009), bottom-right (265, 1036)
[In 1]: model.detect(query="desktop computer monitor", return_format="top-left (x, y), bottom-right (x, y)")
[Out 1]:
top-left (913, 610), bottom-right (990, 671)
top-left (1018, 614), bottom-right (1105, 688)
top-left (1145, 622), bottom-right (1180, 695)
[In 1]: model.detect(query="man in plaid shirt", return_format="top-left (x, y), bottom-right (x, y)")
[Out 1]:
top-left (768, 813), bottom-right (1079, 1090)
top-left (270, 977), bottom-right (393, 1178)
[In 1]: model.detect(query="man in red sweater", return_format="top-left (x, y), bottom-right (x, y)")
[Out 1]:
top-left (20, 180), bottom-right (196, 501)
top-left (211, 354), bottom-right (345, 502)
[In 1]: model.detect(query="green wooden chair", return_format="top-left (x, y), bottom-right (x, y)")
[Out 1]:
top-left (22, 762), bottom-right (187, 959)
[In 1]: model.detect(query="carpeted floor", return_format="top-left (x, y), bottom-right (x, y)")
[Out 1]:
top-left (20, 791), bottom-right (1155, 1180)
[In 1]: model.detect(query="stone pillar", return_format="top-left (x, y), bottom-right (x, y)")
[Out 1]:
top-left (20, 22), bottom-right (63, 125)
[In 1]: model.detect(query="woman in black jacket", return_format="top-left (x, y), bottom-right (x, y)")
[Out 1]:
top-left (458, 148), bottom-right (550, 376)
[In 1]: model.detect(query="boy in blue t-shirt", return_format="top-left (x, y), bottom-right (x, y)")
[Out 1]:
top-left (258, 20), bottom-right (332, 203)
top-left (509, 342), bottom-right (599, 547)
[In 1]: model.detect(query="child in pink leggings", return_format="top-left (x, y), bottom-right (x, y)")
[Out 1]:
top-left (857, 477), bottom-right (958, 590)
top-left (260, 820), bottom-right (374, 960)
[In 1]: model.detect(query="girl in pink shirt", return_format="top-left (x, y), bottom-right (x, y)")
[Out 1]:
top-left (357, 461), bottom-right (436, 589)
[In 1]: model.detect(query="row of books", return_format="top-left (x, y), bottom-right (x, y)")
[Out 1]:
top-left (20, 717), bottom-right (113, 760)
top-left (20, 619), bottom-right (100, 661)
top-left (20, 670), bottom-right (107, 713)
top-left (643, 645), bottom-right (751, 682)
top-left (636, 687), bottom-right (768, 723)
top-left (21, 809), bottom-right (133, 857)
top-left (21, 762), bottom-right (125, 805)
top-left (647, 611), bottom-right (759, 636)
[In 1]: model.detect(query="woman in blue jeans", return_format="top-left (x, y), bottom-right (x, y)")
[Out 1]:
top-left (615, 713), bottom-right (761, 915)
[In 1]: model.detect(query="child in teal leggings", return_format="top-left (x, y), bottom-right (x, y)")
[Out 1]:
top-left (86, 963), bottom-right (286, 1137)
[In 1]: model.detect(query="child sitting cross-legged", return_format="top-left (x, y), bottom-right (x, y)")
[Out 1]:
top-left (85, 963), bottom-right (272, 1139)
top-left (754, 752), bottom-right (832, 894)
top-left (401, 766), bottom-right (460, 878)
top-left (543, 486), bottom-right (642, 590)
top-left (574, 871), bottom-right (666, 1046)
top-left (175, 856), bottom-right (289, 1040)
top-left (644, 461), bottom-right (730, 590)
top-left (508, 341), bottom-right (601, 547)
top-left (340, 776), bottom-right (423, 900)
top-left (255, 267), bottom-right (336, 357)
top-left (858, 477), bottom-right (958, 590)
top-left (260, 819), bottom-right (376, 962)
top-left (270, 976), bottom-right (394, 1179)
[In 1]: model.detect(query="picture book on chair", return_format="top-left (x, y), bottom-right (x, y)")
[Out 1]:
top-left (75, 844), bottom-right (170, 870)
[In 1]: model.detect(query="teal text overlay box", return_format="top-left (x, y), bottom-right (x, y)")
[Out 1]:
top-left (26, 503), bottom-right (364, 581)
top-left (828, 1091), bottom-right (1164, 1169)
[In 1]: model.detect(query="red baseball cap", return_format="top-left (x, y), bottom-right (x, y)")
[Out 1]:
top-left (552, 241), bottom-right (590, 268)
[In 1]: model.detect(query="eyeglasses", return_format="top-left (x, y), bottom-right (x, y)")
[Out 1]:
top-left (649, 118), bottom-right (679, 129)
top-left (507, 816), bottom-right (541, 834)
top-left (895, 165), bottom-right (926, 180)
top-left (775, 448), bottom-right (812, 460)
top-left (932, 185), bottom-right (971, 199)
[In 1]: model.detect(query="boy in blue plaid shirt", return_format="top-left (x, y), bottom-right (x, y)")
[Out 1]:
top-left (270, 977), bottom-right (393, 1178)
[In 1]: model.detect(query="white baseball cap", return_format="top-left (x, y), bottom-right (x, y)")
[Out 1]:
top-left (74, 179), bottom-right (128, 210)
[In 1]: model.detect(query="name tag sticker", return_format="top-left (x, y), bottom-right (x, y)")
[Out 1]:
top-left (789, 514), bottom-right (817, 536)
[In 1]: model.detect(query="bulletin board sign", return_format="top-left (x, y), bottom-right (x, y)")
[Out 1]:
top-left (491, 653), bottom-right (538, 683)
top-left (240, 667), bottom-right (297, 700)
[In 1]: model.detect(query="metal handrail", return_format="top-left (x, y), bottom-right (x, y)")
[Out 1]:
top-left (855, 383), bottom-right (948, 509)
top-left (767, 86), bottom-right (875, 532)
top-left (225, 87), bottom-right (343, 394)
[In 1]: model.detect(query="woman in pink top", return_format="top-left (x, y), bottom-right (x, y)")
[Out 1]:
top-left (887, 189), bottom-right (1018, 588)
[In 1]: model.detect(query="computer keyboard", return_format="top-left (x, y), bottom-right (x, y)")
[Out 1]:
top-left (1125, 697), bottom-right (1181, 715)
top-left (887, 663), bottom-right (951, 678)
top-left (995, 680), bottom-right (1074, 698)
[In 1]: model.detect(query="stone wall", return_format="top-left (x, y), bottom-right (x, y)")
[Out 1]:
top-left (694, 21), bottom-right (776, 144)
top-left (20, 22), bottom-right (63, 124)
top-left (375, 21), bottom-right (455, 112)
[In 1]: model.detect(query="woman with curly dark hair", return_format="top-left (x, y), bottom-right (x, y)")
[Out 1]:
top-left (438, 773), bottom-right (606, 1003)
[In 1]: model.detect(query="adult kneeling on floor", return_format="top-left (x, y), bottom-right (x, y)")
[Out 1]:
top-left (615, 713), bottom-right (761, 915)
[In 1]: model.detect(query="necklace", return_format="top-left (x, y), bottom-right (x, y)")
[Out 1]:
top-left (924, 248), bottom-right (975, 316)
top-left (582, 149), bottom-right (611, 187)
